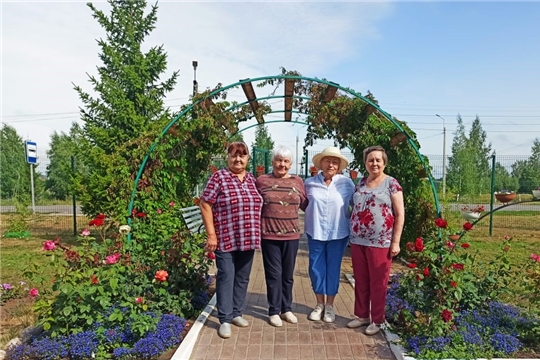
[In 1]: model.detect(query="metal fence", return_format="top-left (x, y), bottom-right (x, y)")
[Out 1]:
top-left (1, 152), bottom-right (538, 237)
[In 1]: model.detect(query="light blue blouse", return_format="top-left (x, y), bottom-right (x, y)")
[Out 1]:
top-left (304, 173), bottom-right (355, 241)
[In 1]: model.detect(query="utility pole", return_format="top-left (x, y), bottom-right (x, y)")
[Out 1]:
top-left (436, 114), bottom-right (447, 198)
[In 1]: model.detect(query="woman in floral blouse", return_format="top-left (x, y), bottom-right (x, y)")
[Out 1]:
top-left (347, 145), bottom-right (405, 335)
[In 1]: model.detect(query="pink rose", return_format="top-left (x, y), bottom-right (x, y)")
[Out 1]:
top-left (169, 201), bottom-right (175, 207)
top-left (135, 297), bottom-right (143, 304)
top-left (157, 209), bottom-right (162, 214)
top-left (29, 288), bottom-right (39, 297)
top-left (105, 253), bottom-right (121, 265)
top-left (81, 229), bottom-right (90, 237)
top-left (42, 240), bottom-right (56, 251)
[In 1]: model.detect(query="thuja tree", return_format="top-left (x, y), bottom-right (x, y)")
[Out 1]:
top-left (260, 69), bottom-right (436, 245)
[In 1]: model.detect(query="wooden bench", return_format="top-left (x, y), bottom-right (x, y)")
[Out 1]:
top-left (179, 205), bottom-right (205, 234)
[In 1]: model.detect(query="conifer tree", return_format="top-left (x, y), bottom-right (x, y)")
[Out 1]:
top-left (73, 0), bottom-right (178, 216)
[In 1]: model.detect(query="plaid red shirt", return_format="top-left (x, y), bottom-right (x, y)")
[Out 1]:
top-left (201, 169), bottom-right (263, 252)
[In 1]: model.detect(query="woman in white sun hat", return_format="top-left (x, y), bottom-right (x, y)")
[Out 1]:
top-left (304, 146), bottom-right (354, 323)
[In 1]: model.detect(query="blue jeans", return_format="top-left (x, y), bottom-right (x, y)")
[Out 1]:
top-left (215, 250), bottom-right (255, 324)
top-left (307, 235), bottom-right (349, 296)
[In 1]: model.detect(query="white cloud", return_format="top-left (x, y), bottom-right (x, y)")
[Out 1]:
top-left (1, 1), bottom-right (394, 167)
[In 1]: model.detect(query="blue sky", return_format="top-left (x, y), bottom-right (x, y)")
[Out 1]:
top-left (2, 1), bottom-right (539, 174)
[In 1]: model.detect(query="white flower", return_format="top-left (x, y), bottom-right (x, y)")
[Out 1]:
top-left (119, 225), bottom-right (131, 235)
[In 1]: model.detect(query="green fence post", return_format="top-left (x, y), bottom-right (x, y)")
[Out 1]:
top-left (304, 150), bottom-right (308, 178)
top-left (489, 153), bottom-right (496, 236)
top-left (252, 148), bottom-right (256, 175)
top-left (71, 156), bottom-right (77, 236)
top-left (264, 151), bottom-right (270, 173)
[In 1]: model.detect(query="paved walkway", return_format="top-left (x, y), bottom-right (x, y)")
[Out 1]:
top-left (189, 235), bottom-right (396, 360)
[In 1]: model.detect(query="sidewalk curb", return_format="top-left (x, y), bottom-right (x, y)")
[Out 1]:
top-left (171, 293), bottom-right (217, 360)
top-left (345, 272), bottom-right (408, 360)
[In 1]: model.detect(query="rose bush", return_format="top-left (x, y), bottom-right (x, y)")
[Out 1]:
top-left (387, 217), bottom-right (540, 359)
top-left (15, 207), bottom-right (214, 359)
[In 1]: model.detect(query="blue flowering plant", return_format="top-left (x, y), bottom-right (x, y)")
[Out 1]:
top-left (5, 311), bottom-right (188, 360)
top-left (387, 217), bottom-right (540, 359)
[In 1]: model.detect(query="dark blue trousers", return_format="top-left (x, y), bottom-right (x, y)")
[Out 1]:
top-left (261, 239), bottom-right (300, 316)
top-left (215, 250), bottom-right (255, 324)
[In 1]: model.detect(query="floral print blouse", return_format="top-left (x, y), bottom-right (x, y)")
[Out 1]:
top-left (349, 176), bottom-right (402, 248)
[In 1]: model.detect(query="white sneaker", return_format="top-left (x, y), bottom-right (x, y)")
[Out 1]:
top-left (218, 323), bottom-right (231, 338)
top-left (347, 317), bottom-right (370, 328)
top-left (280, 311), bottom-right (298, 324)
top-left (365, 323), bottom-right (381, 335)
top-left (323, 305), bottom-right (335, 323)
top-left (269, 314), bottom-right (283, 327)
top-left (308, 304), bottom-right (324, 321)
top-left (231, 316), bottom-right (249, 327)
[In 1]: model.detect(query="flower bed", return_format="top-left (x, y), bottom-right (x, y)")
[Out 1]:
top-left (386, 217), bottom-right (540, 359)
top-left (4, 207), bottom-right (215, 360)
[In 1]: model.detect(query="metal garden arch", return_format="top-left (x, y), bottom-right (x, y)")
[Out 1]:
top-left (127, 75), bottom-right (441, 237)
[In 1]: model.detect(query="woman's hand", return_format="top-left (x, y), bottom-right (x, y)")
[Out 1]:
top-left (389, 242), bottom-right (400, 257)
top-left (205, 234), bottom-right (218, 252)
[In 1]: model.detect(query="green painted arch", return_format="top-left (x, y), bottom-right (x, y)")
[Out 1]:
top-left (127, 75), bottom-right (440, 241)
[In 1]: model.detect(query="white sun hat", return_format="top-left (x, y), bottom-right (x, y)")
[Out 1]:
top-left (312, 146), bottom-right (349, 172)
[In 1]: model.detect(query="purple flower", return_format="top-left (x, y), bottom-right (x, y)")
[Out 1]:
top-left (2, 283), bottom-right (12, 290)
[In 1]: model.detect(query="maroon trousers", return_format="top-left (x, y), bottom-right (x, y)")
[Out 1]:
top-left (350, 244), bottom-right (392, 324)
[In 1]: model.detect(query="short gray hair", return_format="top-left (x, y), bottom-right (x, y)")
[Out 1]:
top-left (272, 146), bottom-right (293, 162)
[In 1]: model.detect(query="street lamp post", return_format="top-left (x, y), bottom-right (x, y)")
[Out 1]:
top-left (295, 126), bottom-right (303, 175)
top-left (192, 60), bottom-right (198, 97)
top-left (436, 114), bottom-right (447, 198)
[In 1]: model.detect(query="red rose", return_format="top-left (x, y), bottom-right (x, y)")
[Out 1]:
top-left (441, 309), bottom-right (453, 322)
top-left (450, 281), bottom-right (457, 288)
top-left (414, 238), bottom-right (424, 252)
top-left (90, 275), bottom-right (99, 284)
top-left (461, 243), bottom-right (470, 249)
top-left (407, 263), bottom-right (417, 269)
top-left (89, 218), bottom-right (104, 227)
top-left (423, 267), bottom-right (430, 277)
top-left (96, 213), bottom-right (106, 220)
top-left (208, 252), bottom-right (216, 260)
top-left (463, 222), bottom-right (473, 231)
top-left (446, 241), bottom-right (455, 249)
top-left (416, 275), bottom-right (422, 281)
top-left (135, 212), bottom-right (146, 218)
top-left (504, 246), bottom-right (510, 252)
top-left (434, 218), bottom-right (448, 228)
top-left (451, 263), bottom-right (464, 271)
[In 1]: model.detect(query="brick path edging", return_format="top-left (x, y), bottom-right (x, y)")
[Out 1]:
top-left (172, 294), bottom-right (217, 360)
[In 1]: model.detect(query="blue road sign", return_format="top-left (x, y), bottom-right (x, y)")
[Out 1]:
top-left (25, 141), bottom-right (37, 164)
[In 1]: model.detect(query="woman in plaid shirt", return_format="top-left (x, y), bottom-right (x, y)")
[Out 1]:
top-left (199, 142), bottom-right (263, 339)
